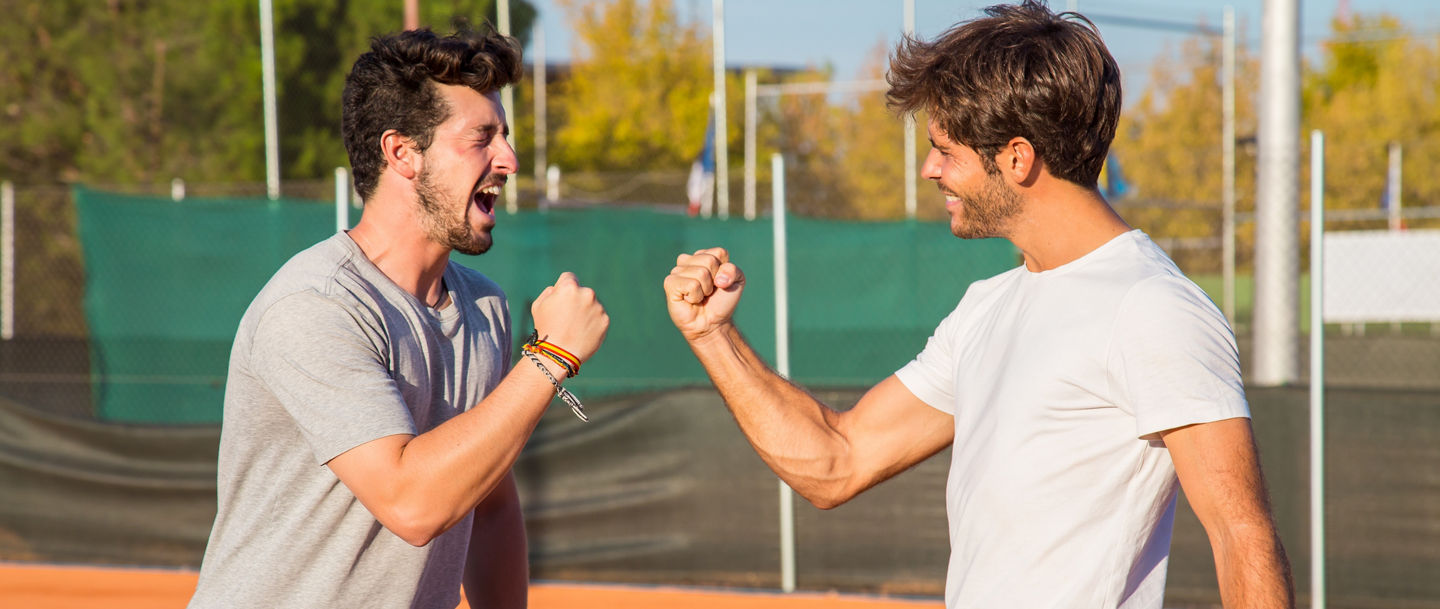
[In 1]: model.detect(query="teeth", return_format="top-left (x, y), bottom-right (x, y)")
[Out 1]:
top-left (480, 185), bottom-right (501, 196)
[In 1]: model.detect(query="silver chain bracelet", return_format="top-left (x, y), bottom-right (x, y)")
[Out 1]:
top-left (523, 349), bottom-right (589, 422)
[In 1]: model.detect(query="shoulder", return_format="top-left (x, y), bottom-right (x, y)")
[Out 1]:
top-left (239, 236), bottom-right (389, 348)
top-left (252, 234), bottom-right (361, 306)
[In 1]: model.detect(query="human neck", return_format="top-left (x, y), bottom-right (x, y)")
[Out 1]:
top-left (346, 186), bottom-right (451, 306)
top-left (1007, 182), bottom-right (1131, 273)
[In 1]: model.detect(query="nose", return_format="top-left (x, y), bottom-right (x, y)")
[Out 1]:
top-left (493, 136), bottom-right (518, 175)
top-left (920, 148), bottom-right (943, 181)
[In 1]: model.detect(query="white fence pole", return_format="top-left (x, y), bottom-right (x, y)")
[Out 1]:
top-left (1, 180), bottom-right (13, 340)
top-left (772, 152), bottom-right (796, 593)
top-left (712, 0), bottom-right (729, 219)
top-left (1308, 129), bottom-right (1326, 609)
top-left (499, 0), bottom-right (518, 213)
top-left (171, 178), bottom-right (186, 202)
top-left (743, 69), bottom-right (757, 221)
top-left (1387, 141), bottom-right (1402, 232)
top-left (533, 21), bottom-right (547, 209)
top-left (335, 167), bottom-right (351, 232)
top-left (903, 0), bottom-right (917, 220)
top-left (545, 165), bottom-right (560, 207)
top-left (1221, 5), bottom-right (1237, 323)
top-left (259, 0), bottom-right (281, 200)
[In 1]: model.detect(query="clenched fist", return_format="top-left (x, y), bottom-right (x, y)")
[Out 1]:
top-left (531, 272), bottom-right (609, 363)
top-left (664, 247), bottom-right (746, 341)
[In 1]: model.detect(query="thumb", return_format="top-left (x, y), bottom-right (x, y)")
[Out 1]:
top-left (714, 262), bottom-right (744, 290)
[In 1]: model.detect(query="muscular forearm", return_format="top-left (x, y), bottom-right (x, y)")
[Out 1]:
top-left (1214, 523), bottom-right (1295, 609)
top-left (686, 323), bottom-right (856, 506)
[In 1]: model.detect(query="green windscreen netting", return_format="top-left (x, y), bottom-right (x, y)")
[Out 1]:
top-left (74, 186), bottom-right (1016, 424)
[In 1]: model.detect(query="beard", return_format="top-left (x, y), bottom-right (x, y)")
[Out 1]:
top-left (416, 166), bottom-right (492, 256)
top-left (947, 173), bottom-right (1024, 240)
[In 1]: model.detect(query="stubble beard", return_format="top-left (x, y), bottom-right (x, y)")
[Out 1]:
top-left (949, 174), bottom-right (1024, 240)
top-left (416, 167), bottom-right (491, 256)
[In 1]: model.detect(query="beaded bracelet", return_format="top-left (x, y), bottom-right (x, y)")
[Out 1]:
top-left (523, 332), bottom-right (588, 422)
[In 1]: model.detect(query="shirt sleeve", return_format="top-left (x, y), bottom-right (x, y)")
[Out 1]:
top-left (249, 291), bottom-right (416, 464)
top-left (895, 304), bottom-right (965, 415)
top-left (1107, 274), bottom-right (1251, 440)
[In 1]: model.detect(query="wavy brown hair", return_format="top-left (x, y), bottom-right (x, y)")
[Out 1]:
top-left (887, 0), bottom-right (1120, 187)
top-left (342, 27), bottom-right (522, 200)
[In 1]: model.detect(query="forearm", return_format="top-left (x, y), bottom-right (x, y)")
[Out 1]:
top-left (464, 472), bottom-right (528, 609)
top-left (377, 356), bottom-right (567, 542)
top-left (1214, 523), bottom-right (1295, 609)
top-left (687, 323), bottom-right (854, 505)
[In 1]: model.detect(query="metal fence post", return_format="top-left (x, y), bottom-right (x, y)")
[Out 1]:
top-left (743, 69), bottom-right (757, 221)
top-left (1309, 129), bottom-right (1326, 609)
top-left (1, 180), bottom-right (13, 340)
top-left (903, 0), bottom-right (917, 220)
top-left (1221, 6), bottom-right (1237, 324)
top-left (772, 152), bottom-right (796, 593)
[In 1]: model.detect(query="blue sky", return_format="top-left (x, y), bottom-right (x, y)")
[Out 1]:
top-left (525, 0), bottom-right (1440, 97)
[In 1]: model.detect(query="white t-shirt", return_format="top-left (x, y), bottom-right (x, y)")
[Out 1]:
top-left (895, 230), bottom-right (1248, 609)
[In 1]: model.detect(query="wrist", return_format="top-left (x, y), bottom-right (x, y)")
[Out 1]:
top-left (524, 350), bottom-right (569, 384)
top-left (685, 322), bottom-right (737, 350)
top-left (524, 331), bottom-right (582, 378)
top-left (521, 349), bottom-right (587, 423)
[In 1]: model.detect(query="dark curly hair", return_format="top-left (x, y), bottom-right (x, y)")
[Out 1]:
top-left (342, 27), bottom-right (522, 200)
top-left (887, 0), bottom-right (1121, 187)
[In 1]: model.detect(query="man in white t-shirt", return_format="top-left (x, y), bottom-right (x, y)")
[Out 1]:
top-left (662, 2), bottom-right (1293, 607)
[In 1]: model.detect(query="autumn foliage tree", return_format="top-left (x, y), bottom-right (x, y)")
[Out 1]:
top-left (1110, 11), bottom-right (1439, 273)
top-left (552, 0), bottom-right (715, 172)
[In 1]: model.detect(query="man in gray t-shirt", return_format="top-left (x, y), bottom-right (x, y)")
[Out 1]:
top-left (188, 28), bottom-right (609, 609)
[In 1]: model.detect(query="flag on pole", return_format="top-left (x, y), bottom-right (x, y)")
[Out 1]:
top-left (686, 104), bottom-right (717, 217)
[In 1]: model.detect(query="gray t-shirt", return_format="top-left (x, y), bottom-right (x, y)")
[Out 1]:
top-left (188, 232), bottom-right (511, 609)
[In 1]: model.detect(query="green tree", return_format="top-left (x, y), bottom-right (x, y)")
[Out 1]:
top-left (0, 0), bottom-right (535, 188)
top-left (551, 0), bottom-right (714, 172)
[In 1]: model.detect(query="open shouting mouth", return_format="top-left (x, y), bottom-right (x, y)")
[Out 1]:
top-left (474, 177), bottom-right (504, 215)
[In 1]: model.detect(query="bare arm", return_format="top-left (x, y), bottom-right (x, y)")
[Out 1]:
top-left (327, 273), bottom-right (608, 546)
top-left (464, 471), bottom-right (528, 609)
top-left (666, 248), bottom-right (953, 508)
top-left (1162, 418), bottom-right (1294, 609)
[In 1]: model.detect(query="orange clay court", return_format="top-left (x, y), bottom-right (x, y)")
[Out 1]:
top-left (0, 563), bottom-right (942, 609)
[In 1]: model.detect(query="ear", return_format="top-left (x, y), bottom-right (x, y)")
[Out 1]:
top-left (379, 129), bottom-right (421, 180)
top-left (995, 137), bottom-right (1041, 188)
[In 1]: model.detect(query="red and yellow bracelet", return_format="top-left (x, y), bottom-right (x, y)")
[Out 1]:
top-left (523, 332), bottom-right (581, 378)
